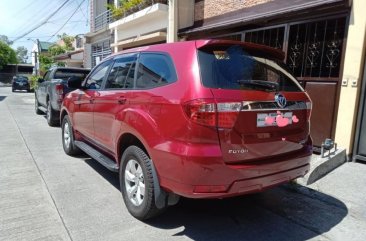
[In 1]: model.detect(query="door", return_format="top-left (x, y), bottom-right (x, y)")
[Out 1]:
top-left (73, 60), bottom-right (112, 140)
top-left (38, 70), bottom-right (52, 106)
top-left (353, 56), bottom-right (366, 162)
top-left (93, 54), bottom-right (137, 151)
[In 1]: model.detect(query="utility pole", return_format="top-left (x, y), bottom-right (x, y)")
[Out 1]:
top-left (33, 51), bottom-right (38, 76)
top-left (167, 0), bottom-right (178, 43)
top-left (28, 38), bottom-right (40, 76)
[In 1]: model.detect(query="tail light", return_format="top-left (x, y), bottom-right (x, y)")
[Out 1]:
top-left (55, 84), bottom-right (64, 95)
top-left (183, 99), bottom-right (241, 128)
top-left (55, 84), bottom-right (64, 103)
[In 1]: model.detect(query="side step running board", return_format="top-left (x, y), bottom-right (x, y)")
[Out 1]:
top-left (75, 141), bottom-right (119, 172)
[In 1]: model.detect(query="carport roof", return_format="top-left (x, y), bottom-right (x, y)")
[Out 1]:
top-left (180, 0), bottom-right (350, 35)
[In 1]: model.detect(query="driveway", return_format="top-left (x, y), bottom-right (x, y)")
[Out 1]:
top-left (0, 87), bottom-right (364, 241)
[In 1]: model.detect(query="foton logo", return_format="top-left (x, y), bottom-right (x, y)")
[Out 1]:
top-left (228, 149), bottom-right (249, 154)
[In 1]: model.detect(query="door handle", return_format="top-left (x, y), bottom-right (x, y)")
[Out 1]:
top-left (89, 99), bottom-right (94, 104)
top-left (117, 97), bottom-right (127, 105)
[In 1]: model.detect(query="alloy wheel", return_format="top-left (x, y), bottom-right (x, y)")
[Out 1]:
top-left (124, 159), bottom-right (145, 206)
top-left (63, 122), bottom-right (71, 149)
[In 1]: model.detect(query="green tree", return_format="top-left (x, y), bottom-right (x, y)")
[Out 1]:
top-left (107, 0), bottom-right (144, 19)
top-left (49, 44), bottom-right (66, 56)
top-left (0, 41), bottom-right (17, 69)
top-left (15, 46), bottom-right (28, 64)
top-left (39, 34), bottom-right (75, 73)
top-left (57, 33), bottom-right (75, 51)
top-left (0, 35), bottom-right (13, 45)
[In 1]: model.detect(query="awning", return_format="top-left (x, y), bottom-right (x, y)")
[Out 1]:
top-left (180, 0), bottom-right (350, 35)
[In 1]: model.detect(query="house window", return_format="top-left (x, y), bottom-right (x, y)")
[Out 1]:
top-left (92, 40), bottom-right (112, 67)
top-left (287, 17), bottom-right (346, 78)
top-left (244, 27), bottom-right (285, 50)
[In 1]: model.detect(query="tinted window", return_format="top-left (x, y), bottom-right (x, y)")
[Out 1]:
top-left (54, 69), bottom-right (90, 81)
top-left (15, 76), bottom-right (28, 83)
top-left (85, 60), bottom-right (112, 90)
top-left (105, 55), bottom-right (136, 89)
top-left (198, 45), bottom-right (303, 92)
top-left (44, 71), bottom-right (51, 81)
top-left (136, 53), bottom-right (177, 89)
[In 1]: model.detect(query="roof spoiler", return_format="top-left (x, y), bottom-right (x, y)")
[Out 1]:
top-left (195, 39), bottom-right (285, 61)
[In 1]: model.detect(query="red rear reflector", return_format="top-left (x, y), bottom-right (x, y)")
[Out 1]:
top-left (183, 99), bottom-right (241, 128)
top-left (194, 185), bottom-right (227, 193)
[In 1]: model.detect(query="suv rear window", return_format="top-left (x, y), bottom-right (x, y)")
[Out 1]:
top-left (15, 76), bottom-right (28, 82)
top-left (198, 45), bottom-right (303, 92)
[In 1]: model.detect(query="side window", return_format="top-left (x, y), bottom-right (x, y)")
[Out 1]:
top-left (136, 53), bottom-right (177, 89)
top-left (105, 55), bottom-right (137, 89)
top-left (85, 60), bottom-right (112, 90)
top-left (43, 71), bottom-right (51, 81)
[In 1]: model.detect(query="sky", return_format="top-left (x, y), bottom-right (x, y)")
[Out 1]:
top-left (0, 0), bottom-right (90, 63)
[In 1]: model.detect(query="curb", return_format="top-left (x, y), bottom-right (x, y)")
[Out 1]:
top-left (297, 148), bottom-right (347, 185)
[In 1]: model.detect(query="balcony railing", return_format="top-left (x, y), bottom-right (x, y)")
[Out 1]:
top-left (94, 10), bottom-right (112, 32)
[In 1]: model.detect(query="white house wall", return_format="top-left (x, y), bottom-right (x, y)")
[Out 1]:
top-left (110, 3), bottom-right (169, 44)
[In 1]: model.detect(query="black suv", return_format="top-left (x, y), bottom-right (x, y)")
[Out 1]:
top-left (12, 76), bottom-right (30, 92)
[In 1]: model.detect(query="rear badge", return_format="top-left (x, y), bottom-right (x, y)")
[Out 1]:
top-left (228, 149), bottom-right (249, 154)
top-left (275, 93), bottom-right (287, 108)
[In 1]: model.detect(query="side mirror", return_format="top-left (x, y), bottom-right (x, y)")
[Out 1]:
top-left (67, 76), bottom-right (83, 89)
top-left (37, 78), bottom-right (44, 83)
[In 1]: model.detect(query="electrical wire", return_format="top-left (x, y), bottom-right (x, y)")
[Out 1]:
top-left (46, 0), bottom-right (87, 42)
top-left (12, 0), bottom-right (71, 42)
top-left (74, 0), bottom-right (88, 24)
top-left (10, 1), bottom-right (62, 38)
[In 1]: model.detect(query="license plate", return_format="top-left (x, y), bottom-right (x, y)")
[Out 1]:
top-left (257, 112), bottom-right (293, 127)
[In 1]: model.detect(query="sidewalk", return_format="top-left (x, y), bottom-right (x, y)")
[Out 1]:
top-left (0, 95), bottom-right (71, 240)
top-left (293, 161), bottom-right (366, 241)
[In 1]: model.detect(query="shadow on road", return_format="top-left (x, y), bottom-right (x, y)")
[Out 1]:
top-left (0, 96), bottom-right (6, 102)
top-left (84, 158), bottom-right (120, 189)
top-left (84, 157), bottom-right (347, 241)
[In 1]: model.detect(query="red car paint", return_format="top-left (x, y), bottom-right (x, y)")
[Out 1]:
top-left (61, 40), bottom-right (312, 198)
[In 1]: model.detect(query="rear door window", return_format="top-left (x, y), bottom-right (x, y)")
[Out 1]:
top-left (136, 53), bottom-right (177, 89)
top-left (198, 45), bottom-right (303, 92)
top-left (105, 54), bottom-right (137, 89)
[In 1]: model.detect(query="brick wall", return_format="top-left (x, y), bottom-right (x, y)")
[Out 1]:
top-left (194, 0), bottom-right (272, 21)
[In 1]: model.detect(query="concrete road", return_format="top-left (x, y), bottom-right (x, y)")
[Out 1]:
top-left (0, 87), bottom-right (365, 241)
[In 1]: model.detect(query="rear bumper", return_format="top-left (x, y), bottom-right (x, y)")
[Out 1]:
top-left (154, 143), bottom-right (312, 199)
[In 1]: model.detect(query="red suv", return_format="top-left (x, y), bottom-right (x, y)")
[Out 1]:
top-left (61, 40), bottom-right (312, 220)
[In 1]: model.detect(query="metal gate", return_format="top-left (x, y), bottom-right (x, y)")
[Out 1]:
top-left (353, 55), bottom-right (366, 162)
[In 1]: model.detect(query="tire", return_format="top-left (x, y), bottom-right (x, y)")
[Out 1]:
top-left (61, 115), bottom-right (80, 156)
top-left (34, 95), bottom-right (43, 115)
top-left (46, 99), bottom-right (58, 126)
top-left (120, 146), bottom-right (165, 220)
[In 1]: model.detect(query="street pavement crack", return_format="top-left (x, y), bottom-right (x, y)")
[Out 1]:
top-left (5, 101), bottom-right (74, 241)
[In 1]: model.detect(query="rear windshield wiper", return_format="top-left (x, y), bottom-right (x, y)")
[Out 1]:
top-left (237, 79), bottom-right (278, 91)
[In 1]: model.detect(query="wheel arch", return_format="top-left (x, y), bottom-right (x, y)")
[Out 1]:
top-left (117, 133), bottom-right (149, 165)
top-left (60, 109), bottom-right (69, 124)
